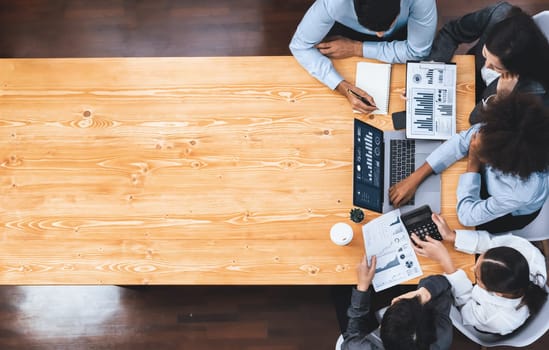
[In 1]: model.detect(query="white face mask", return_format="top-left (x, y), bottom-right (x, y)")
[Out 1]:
top-left (481, 66), bottom-right (501, 86)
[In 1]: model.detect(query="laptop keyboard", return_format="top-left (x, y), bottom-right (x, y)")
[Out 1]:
top-left (390, 139), bottom-right (415, 205)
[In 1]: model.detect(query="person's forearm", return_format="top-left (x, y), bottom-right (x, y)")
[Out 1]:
top-left (335, 80), bottom-right (351, 96)
top-left (440, 258), bottom-right (457, 274)
top-left (410, 162), bottom-right (434, 185)
top-left (466, 154), bottom-right (481, 173)
top-left (455, 173), bottom-right (514, 227)
top-left (428, 3), bottom-right (512, 63)
top-left (353, 40), bottom-right (363, 58)
top-left (466, 161), bottom-right (480, 173)
top-left (419, 275), bottom-right (452, 300)
top-left (446, 230), bottom-right (457, 243)
top-left (345, 288), bottom-right (377, 339)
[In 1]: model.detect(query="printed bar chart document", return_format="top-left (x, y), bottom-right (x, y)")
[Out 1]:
top-left (406, 61), bottom-right (456, 140)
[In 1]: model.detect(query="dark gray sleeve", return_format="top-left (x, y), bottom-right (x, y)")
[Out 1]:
top-left (341, 288), bottom-right (377, 350)
top-left (427, 2), bottom-right (513, 62)
top-left (419, 276), bottom-right (454, 350)
top-left (418, 274), bottom-right (451, 298)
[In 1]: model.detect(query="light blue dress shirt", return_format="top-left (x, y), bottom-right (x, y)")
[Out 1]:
top-left (289, 0), bottom-right (437, 89)
top-left (425, 124), bottom-right (549, 227)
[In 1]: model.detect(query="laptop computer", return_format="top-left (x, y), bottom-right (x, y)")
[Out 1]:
top-left (353, 118), bottom-right (442, 213)
top-left (405, 61), bottom-right (457, 140)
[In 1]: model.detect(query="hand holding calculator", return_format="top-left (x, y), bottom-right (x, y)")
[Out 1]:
top-left (400, 205), bottom-right (443, 241)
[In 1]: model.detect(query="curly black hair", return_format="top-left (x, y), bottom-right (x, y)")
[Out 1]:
top-left (478, 93), bottom-right (549, 179)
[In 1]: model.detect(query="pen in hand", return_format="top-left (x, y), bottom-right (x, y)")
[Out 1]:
top-left (347, 89), bottom-right (375, 107)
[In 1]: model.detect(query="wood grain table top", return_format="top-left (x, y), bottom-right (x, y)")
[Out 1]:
top-left (0, 56), bottom-right (475, 284)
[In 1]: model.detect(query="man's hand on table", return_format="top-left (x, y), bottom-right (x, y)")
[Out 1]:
top-left (336, 80), bottom-right (377, 114)
top-left (315, 36), bottom-right (362, 59)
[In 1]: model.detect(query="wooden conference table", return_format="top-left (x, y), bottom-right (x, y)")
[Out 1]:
top-left (0, 56), bottom-right (475, 285)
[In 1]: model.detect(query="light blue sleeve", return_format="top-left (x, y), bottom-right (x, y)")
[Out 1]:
top-left (456, 171), bottom-right (543, 227)
top-left (456, 172), bottom-right (508, 226)
top-left (362, 0), bottom-right (437, 63)
top-left (425, 124), bottom-right (480, 174)
top-left (289, 0), bottom-right (345, 89)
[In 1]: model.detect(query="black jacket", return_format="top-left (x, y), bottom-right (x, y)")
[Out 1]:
top-left (427, 2), bottom-right (548, 123)
top-left (342, 275), bottom-right (453, 350)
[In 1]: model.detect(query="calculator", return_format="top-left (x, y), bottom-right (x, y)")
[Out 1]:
top-left (400, 205), bottom-right (443, 241)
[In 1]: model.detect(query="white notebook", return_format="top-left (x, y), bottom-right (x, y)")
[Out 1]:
top-left (355, 62), bottom-right (392, 115)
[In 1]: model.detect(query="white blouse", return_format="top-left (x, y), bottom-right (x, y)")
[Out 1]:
top-left (445, 230), bottom-right (547, 335)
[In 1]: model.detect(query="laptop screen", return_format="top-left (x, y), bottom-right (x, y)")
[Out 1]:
top-left (353, 119), bottom-right (384, 213)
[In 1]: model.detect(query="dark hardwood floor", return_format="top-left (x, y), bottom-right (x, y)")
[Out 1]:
top-left (0, 1), bottom-right (548, 349)
top-left (0, 0), bottom-right (546, 58)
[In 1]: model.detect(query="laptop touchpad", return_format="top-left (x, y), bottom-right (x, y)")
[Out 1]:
top-left (418, 171), bottom-right (440, 193)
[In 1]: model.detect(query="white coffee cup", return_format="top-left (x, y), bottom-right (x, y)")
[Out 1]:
top-left (330, 222), bottom-right (353, 246)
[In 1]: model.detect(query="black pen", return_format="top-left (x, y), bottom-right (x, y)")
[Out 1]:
top-left (347, 88), bottom-right (374, 107)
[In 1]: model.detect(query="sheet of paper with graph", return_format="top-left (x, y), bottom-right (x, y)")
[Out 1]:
top-left (362, 209), bottom-right (423, 291)
top-left (405, 61), bottom-right (456, 140)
